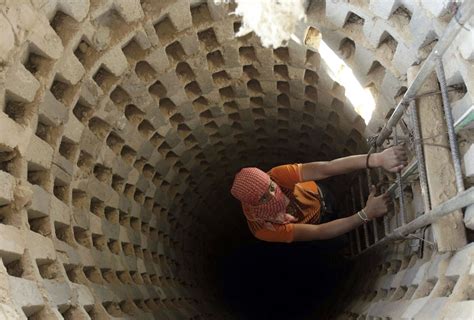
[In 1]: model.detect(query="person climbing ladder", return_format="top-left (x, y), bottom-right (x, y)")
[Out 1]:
top-left (230, 146), bottom-right (407, 243)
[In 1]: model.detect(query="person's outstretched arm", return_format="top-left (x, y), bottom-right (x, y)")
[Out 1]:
top-left (292, 187), bottom-right (389, 241)
top-left (300, 146), bottom-right (407, 181)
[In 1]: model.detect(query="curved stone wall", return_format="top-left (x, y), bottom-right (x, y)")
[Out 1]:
top-left (0, 0), bottom-right (472, 319)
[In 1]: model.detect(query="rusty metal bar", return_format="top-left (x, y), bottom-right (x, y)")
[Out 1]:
top-left (434, 57), bottom-right (465, 193)
top-left (349, 227), bottom-right (355, 257)
top-left (394, 126), bottom-right (406, 225)
top-left (366, 168), bottom-right (379, 242)
top-left (409, 100), bottom-right (432, 211)
top-left (351, 186), bottom-right (362, 253)
top-left (368, 0), bottom-right (474, 154)
top-left (358, 175), bottom-right (370, 248)
top-left (375, 146), bottom-right (390, 237)
top-left (356, 186), bottom-right (474, 256)
top-left (354, 3), bottom-right (474, 255)
top-left (345, 197), bottom-right (355, 257)
top-left (386, 159), bottom-right (419, 195)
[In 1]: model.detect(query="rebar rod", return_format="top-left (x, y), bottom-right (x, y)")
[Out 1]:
top-left (368, 0), bottom-right (474, 154)
top-left (376, 147), bottom-right (390, 237)
top-left (366, 168), bottom-right (379, 242)
top-left (386, 159), bottom-right (419, 195)
top-left (358, 175), bottom-right (370, 248)
top-left (349, 228), bottom-right (355, 257)
top-left (356, 186), bottom-right (474, 256)
top-left (382, 105), bottom-right (470, 206)
top-left (434, 57), bottom-right (465, 193)
top-left (345, 197), bottom-right (355, 257)
top-left (356, 3), bottom-right (474, 255)
top-left (351, 186), bottom-right (362, 253)
top-left (394, 126), bottom-right (406, 225)
top-left (409, 100), bottom-right (432, 211)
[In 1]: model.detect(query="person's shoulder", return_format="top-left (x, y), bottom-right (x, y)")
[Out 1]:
top-left (269, 164), bottom-right (302, 185)
top-left (269, 163), bottom-right (300, 174)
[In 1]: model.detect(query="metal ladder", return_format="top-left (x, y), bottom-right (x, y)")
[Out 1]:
top-left (348, 1), bottom-right (474, 257)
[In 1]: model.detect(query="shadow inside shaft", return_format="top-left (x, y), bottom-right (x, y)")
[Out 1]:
top-left (217, 237), bottom-right (353, 320)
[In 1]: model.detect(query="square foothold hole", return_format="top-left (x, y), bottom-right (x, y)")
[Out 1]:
top-left (206, 50), bottom-right (224, 71)
top-left (122, 38), bottom-right (146, 61)
top-left (35, 120), bottom-right (57, 146)
top-left (165, 41), bottom-right (186, 62)
top-left (54, 221), bottom-right (74, 245)
top-left (110, 85), bottom-right (130, 105)
top-left (90, 197), bottom-right (104, 217)
top-left (154, 16), bottom-right (177, 44)
top-left (27, 163), bottom-right (49, 189)
top-left (73, 226), bottom-right (91, 248)
top-left (191, 3), bottom-right (211, 26)
top-left (135, 61), bottom-right (156, 82)
top-left (74, 39), bottom-right (93, 66)
top-left (104, 207), bottom-right (119, 223)
top-left (73, 101), bottom-right (93, 124)
top-left (5, 258), bottom-right (24, 278)
top-left (28, 216), bottom-right (51, 237)
top-left (175, 62), bottom-right (195, 83)
top-left (59, 137), bottom-right (77, 161)
top-left (93, 164), bottom-right (112, 183)
top-left (50, 79), bottom-right (71, 104)
top-left (0, 147), bottom-right (19, 175)
top-left (120, 146), bottom-right (136, 164)
top-left (159, 98), bottom-right (176, 116)
top-left (83, 266), bottom-right (103, 284)
top-left (106, 131), bottom-right (125, 154)
top-left (93, 67), bottom-right (118, 91)
top-left (53, 178), bottom-right (69, 203)
top-left (197, 28), bottom-right (219, 50)
top-left (88, 117), bottom-right (110, 140)
top-left (119, 211), bottom-right (129, 226)
top-left (148, 80), bottom-right (167, 99)
top-left (92, 234), bottom-right (106, 251)
top-left (72, 189), bottom-right (88, 209)
top-left (24, 51), bottom-right (50, 78)
top-left (77, 150), bottom-right (93, 172)
top-left (108, 239), bottom-right (120, 254)
top-left (4, 98), bottom-right (29, 125)
top-left (37, 261), bottom-right (59, 279)
top-left (111, 175), bottom-right (124, 192)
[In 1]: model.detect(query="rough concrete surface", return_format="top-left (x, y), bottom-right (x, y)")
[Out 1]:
top-left (0, 0), bottom-right (472, 319)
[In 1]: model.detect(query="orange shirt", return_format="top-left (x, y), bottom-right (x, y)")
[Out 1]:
top-left (244, 164), bottom-right (322, 243)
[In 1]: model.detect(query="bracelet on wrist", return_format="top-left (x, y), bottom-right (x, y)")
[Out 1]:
top-left (357, 210), bottom-right (369, 223)
top-left (360, 208), bottom-right (369, 220)
top-left (366, 153), bottom-right (372, 169)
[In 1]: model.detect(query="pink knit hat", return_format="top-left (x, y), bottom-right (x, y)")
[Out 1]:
top-left (231, 167), bottom-right (291, 224)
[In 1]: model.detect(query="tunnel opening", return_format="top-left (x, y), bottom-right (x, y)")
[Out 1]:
top-left (173, 138), bottom-right (377, 319)
top-left (216, 237), bottom-right (352, 319)
top-left (181, 160), bottom-right (355, 320)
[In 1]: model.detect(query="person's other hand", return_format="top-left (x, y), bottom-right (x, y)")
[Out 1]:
top-left (364, 186), bottom-right (390, 219)
top-left (376, 146), bottom-right (407, 172)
